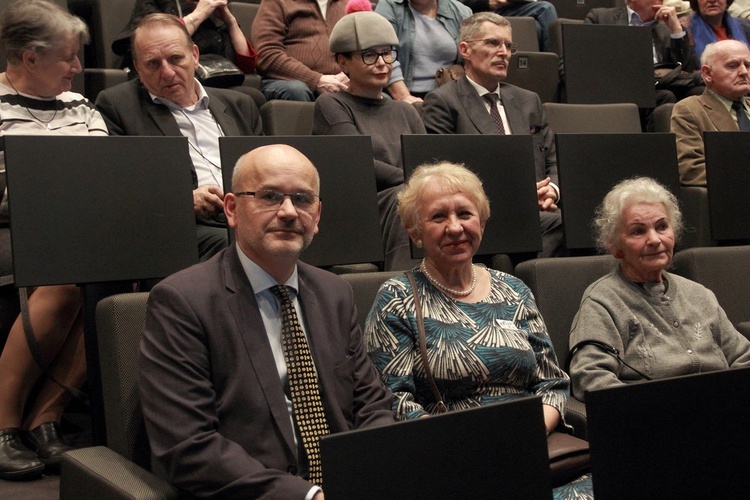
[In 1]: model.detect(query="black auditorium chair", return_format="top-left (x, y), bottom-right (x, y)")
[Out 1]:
top-left (671, 246), bottom-right (750, 340)
top-left (514, 254), bottom-right (617, 438)
top-left (60, 293), bottom-right (179, 500)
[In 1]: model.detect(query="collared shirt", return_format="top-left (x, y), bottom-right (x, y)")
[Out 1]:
top-left (466, 75), bottom-right (560, 200)
top-left (706, 88), bottom-right (750, 128)
top-left (626, 6), bottom-right (686, 64)
top-left (150, 79), bottom-right (224, 189)
top-left (466, 75), bottom-right (512, 133)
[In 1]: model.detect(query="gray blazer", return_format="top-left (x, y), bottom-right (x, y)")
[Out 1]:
top-left (139, 245), bottom-right (395, 498)
top-left (96, 78), bottom-right (263, 188)
top-left (422, 76), bottom-right (558, 185)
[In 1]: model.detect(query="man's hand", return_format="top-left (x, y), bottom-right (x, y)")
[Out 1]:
top-left (194, 185), bottom-right (225, 219)
top-left (653, 4), bottom-right (683, 34)
top-left (317, 74), bottom-right (348, 94)
top-left (536, 177), bottom-right (558, 212)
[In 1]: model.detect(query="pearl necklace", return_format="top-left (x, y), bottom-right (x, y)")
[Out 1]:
top-left (5, 74), bottom-right (58, 130)
top-left (420, 260), bottom-right (477, 297)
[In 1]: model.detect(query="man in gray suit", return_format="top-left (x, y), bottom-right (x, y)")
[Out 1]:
top-left (423, 12), bottom-right (564, 258)
top-left (139, 144), bottom-right (395, 498)
top-left (96, 13), bottom-right (263, 260)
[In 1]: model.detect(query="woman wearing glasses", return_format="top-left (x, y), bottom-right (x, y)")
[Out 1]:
top-left (313, 11), bottom-right (425, 271)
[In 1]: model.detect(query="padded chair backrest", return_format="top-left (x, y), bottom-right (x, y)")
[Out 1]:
top-left (505, 52), bottom-right (560, 104)
top-left (652, 102), bottom-right (675, 133)
top-left (562, 24), bottom-right (655, 107)
top-left (671, 246), bottom-right (750, 331)
top-left (90, 0), bottom-right (137, 69)
top-left (229, 2), bottom-right (260, 40)
top-left (96, 292), bottom-right (151, 468)
top-left (543, 102), bottom-right (641, 133)
top-left (679, 185), bottom-right (714, 250)
top-left (259, 100), bottom-right (315, 135)
top-left (340, 271), bottom-right (403, 331)
top-left (514, 255), bottom-right (617, 366)
top-left (549, 18), bottom-right (583, 57)
top-left (548, 0), bottom-right (616, 22)
top-left (508, 17), bottom-right (539, 52)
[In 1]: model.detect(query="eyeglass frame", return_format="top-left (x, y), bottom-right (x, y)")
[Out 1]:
top-left (358, 48), bottom-right (398, 65)
top-left (234, 189), bottom-right (322, 213)
top-left (464, 38), bottom-right (517, 54)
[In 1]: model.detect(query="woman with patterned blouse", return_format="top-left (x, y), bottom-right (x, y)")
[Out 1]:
top-left (364, 162), bottom-right (592, 498)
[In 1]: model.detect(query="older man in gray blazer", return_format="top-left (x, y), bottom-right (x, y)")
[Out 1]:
top-left (423, 12), bottom-right (564, 257)
top-left (139, 144), bottom-right (395, 499)
top-left (96, 13), bottom-right (263, 260)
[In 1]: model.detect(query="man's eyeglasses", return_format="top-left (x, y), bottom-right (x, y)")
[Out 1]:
top-left (235, 189), bottom-right (321, 212)
top-left (360, 48), bottom-right (398, 65)
top-left (465, 38), bottom-right (517, 53)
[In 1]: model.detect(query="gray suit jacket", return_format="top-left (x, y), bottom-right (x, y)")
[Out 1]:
top-left (585, 7), bottom-right (696, 72)
top-left (139, 245), bottom-right (395, 498)
top-left (422, 76), bottom-right (558, 185)
top-left (96, 78), bottom-right (263, 188)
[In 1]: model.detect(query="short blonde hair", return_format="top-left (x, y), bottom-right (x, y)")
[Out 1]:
top-left (594, 177), bottom-right (683, 253)
top-left (398, 162), bottom-right (490, 237)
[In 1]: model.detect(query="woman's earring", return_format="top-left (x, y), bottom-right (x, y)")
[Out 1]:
top-left (415, 240), bottom-right (423, 248)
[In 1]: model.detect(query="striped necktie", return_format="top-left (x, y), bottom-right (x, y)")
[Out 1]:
top-left (484, 93), bottom-right (506, 134)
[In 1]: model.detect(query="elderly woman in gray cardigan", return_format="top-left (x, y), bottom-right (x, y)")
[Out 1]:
top-left (568, 177), bottom-right (750, 401)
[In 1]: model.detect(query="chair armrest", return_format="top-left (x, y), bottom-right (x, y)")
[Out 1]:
top-left (565, 397), bottom-right (588, 440)
top-left (60, 446), bottom-right (178, 500)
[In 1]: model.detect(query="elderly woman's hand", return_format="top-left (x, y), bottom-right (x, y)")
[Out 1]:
top-left (536, 177), bottom-right (558, 212)
top-left (184, 0), bottom-right (228, 34)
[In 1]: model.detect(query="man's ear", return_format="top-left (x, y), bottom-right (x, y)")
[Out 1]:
top-left (458, 41), bottom-right (471, 60)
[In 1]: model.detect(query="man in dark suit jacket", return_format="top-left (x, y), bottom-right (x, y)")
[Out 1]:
top-left (585, 0), bottom-right (692, 68)
top-left (423, 12), bottom-right (564, 258)
top-left (586, 0), bottom-right (700, 108)
top-left (96, 13), bottom-right (263, 260)
top-left (139, 144), bottom-right (395, 498)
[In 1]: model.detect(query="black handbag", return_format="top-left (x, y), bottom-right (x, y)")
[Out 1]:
top-left (654, 62), bottom-right (696, 91)
top-left (196, 54), bottom-right (245, 88)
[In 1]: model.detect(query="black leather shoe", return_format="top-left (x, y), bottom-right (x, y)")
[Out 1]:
top-left (25, 422), bottom-right (74, 473)
top-left (0, 428), bottom-right (44, 481)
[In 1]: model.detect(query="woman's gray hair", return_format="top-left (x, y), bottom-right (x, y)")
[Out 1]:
top-left (594, 177), bottom-right (683, 253)
top-left (460, 12), bottom-right (511, 42)
top-left (0, 0), bottom-right (89, 65)
top-left (398, 162), bottom-right (490, 237)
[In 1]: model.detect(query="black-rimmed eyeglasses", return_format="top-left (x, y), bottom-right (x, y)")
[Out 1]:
top-left (465, 38), bottom-right (517, 53)
top-left (235, 189), bottom-right (321, 212)
top-left (359, 48), bottom-right (398, 65)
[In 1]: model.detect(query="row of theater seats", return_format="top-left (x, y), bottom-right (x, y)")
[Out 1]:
top-left (58, 243), bottom-right (750, 498)
top-left (56, 0), bottom-right (646, 108)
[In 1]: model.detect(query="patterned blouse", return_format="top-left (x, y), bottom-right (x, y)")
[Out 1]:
top-left (365, 267), bottom-right (570, 420)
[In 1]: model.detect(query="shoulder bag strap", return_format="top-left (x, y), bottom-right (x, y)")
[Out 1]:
top-left (405, 271), bottom-right (447, 414)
